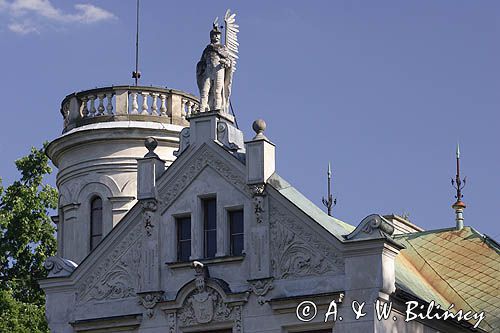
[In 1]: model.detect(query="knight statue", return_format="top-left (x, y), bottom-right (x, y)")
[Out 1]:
top-left (196, 10), bottom-right (239, 113)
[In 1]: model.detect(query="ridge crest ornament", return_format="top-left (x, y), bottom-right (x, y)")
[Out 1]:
top-left (197, 9), bottom-right (239, 113)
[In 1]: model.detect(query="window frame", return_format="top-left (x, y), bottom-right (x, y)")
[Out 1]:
top-left (228, 208), bottom-right (244, 256)
top-left (202, 197), bottom-right (217, 258)
top-left (90, 196), bottom-right (103, 251)
top-left (176, 215), bottom-right (192, 262)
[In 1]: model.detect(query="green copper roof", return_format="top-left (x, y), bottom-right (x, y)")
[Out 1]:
top-left (395, 227), bottom-right (500, 332)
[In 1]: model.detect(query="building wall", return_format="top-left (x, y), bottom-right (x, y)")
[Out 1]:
top-left (47, 122), bottom-right (183, 263)
top-left (41, 116), bottom-right (473, 333)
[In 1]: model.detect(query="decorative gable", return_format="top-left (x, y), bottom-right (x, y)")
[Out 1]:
top-left (158, 143), bottom-right (250, 215)
top-left (76, 220), bottom-right (143, 303)
top-left (269, 199), bottom-right (344, 279)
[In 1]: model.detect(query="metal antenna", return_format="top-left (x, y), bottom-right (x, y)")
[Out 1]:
top-left (451, 143), bottom-right (466, 230)
top-left (132, 0), bottom-right (141, 86)
top-left (322, 162), bottom-right (337, 216)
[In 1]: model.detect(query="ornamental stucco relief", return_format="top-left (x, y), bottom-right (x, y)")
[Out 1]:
top-left (160, 147), bottom-right (250, 212)
top-left (249, 184), bottom-right (266, 224)
top-left (76, 223), bottom-right (143, 303)
top-left (270, 201), bottom-right (344, 279)
top-left (178, 288), bottom-right (233, 326)
top-left (248, 277), bottom-right (273, 305)
top-left (167, 262), bottom-right (243, 332)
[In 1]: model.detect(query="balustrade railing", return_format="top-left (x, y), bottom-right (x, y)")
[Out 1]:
top-left (60, 86), bottom-right (200, 132)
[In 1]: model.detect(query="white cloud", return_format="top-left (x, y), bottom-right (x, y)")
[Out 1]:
top-left (70, 4), bottom-right (115, 24)
top-left (8, 20), bottom-right (39, 34)
top-left (10, 0), bottom-right (61, 20)
top-left (2, 0), bottom-right (116, 34)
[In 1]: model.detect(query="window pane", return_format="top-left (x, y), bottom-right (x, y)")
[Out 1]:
top-left (204, 198), bottom-right (217, 229)
top-left (230, 209), bottom-right (244, 256)
top-left (90, 197), bottom-right (103, 250)
top-left (177, 217), bottom-right (191, 261)
top-left (231, 234), bottom-right (243, 256)
top-left (203, 198), bottom-right (217, 258)
top-left (205, 230), bottom-right (216, 258)
top-left (179, 218), bottom-right (191, 239)
top-left (178, 241), bottom-right (191, 262)
top-left (229, 210), bottom-right (243, 234)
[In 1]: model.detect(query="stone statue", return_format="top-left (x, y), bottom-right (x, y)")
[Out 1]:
top-left (197, 10), bottom-right (239, 113)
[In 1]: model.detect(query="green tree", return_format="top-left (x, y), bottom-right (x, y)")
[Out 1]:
top-left (0, 144), bottom-right (57, 332)
top-left (0, 290), bottom-right (49, 332)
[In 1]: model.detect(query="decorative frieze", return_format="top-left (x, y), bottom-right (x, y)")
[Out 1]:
top-left (167, 312), bottom-right (176, 333)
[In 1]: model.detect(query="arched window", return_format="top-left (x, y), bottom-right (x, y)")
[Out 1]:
top-left (90, 197), bottom-right (103, 250)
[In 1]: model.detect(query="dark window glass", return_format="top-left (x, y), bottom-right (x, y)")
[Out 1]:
top-left (203, 198), bottom-right (217, 258)
top-left (177, 217), bottom-right (191, 261)
top-left (90, 197), bottom-right (103, 250)
top-left (229, 210), bottom-right (244, 256)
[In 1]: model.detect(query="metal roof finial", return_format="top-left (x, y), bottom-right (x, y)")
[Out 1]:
top-left (451, 142), bottom-right (466, 230)
top-left (322, 162), bottom-right (337, 216)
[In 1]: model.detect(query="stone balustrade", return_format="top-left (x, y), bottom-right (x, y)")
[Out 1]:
top-left (60, 86), bottom-right (200, 132)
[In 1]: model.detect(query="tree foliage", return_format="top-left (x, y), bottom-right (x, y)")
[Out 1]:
top-left (0, 289), bottom-right (49, 332)
top-left (0, 143), bottom-right (57, 331)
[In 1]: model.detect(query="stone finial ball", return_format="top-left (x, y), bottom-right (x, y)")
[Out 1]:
top-left (252, 119), bottom-right (266, 135)
top-left (145, 137), bottom-right (158, 152)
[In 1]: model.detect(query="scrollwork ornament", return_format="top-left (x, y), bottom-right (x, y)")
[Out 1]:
top-left (270, 201), bottom-right (343, 278)
top-left (249, 184), bottom-right (265, 196)
top-left (345, 214), bottom-right (395, 240)
top-left (141, 199), bottom-right (158, 212)
top-left (62, 102), bottom-right (70, 127)
top-left (44, 256), bottom-right (77, 277)
top-left (250, 184), bottom-right (266, 223)
top-left (174, 127), bottom-right (191, 157)
top-left (138, 291), bottom-right (164, 318)
top-left (76, 223), bottom-right (143, 303)
top-left (362, 215), bottom-right (382, 234)
top-left (248, 277), bottom-right (273, 305)
top-left (141, 199), bottom-right (158, 237)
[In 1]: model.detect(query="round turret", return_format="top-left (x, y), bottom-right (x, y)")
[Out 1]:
top-left (47, 85), bottom-right (199, 263)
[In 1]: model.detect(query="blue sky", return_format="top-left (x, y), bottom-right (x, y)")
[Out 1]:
top-left (0, 1), bottom-right (499, 238)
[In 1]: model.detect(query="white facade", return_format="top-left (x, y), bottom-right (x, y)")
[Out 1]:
top-left (41, 92), bottom-right (483, 332)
